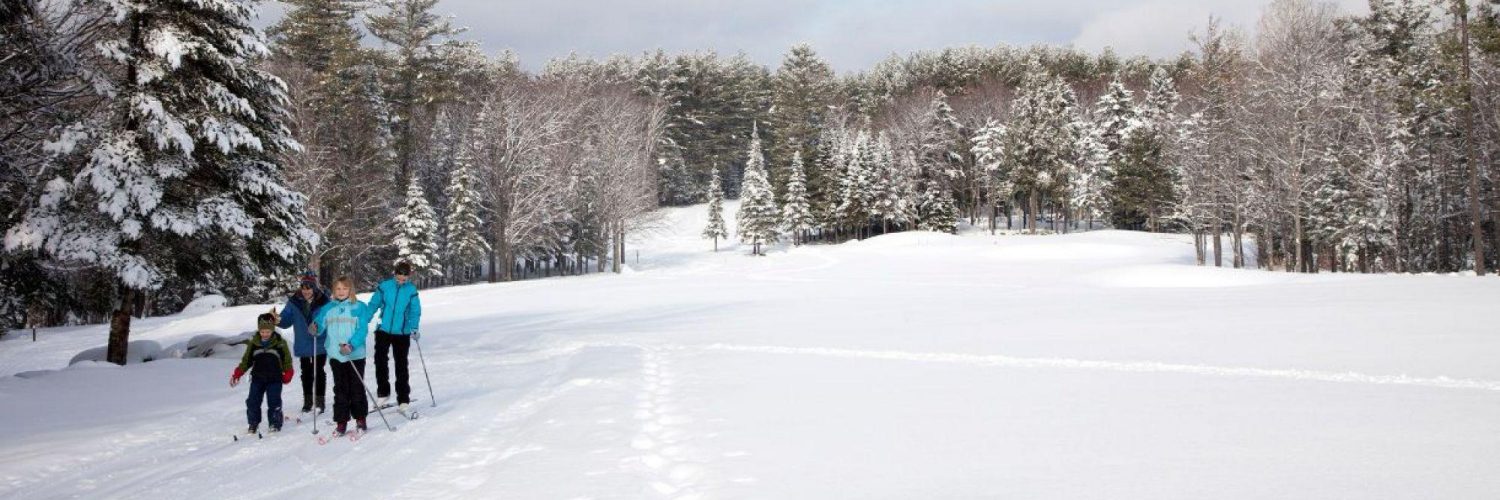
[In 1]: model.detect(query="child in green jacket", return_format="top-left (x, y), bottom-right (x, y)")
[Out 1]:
top-left (231, 313), bottom-right (295, 433)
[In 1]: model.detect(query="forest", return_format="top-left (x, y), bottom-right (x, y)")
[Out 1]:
top-left (2, 0), bottom-right (1498, 336)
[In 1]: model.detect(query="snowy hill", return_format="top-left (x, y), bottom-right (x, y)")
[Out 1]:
top-left (3, 202), bottom-right (1499, 499)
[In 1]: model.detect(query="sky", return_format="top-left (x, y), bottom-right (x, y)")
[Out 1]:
top-left (258, 0), bottom-right (1372, 73)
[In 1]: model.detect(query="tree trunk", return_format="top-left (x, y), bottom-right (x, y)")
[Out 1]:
top-left (1028, 190), bottom-right (1039, 234)
top-left (1213, 227), bottom-right (1223, 268)
top-left (107, 288), bottom-right (134, 365)
top-left (1232, 209), bottom-right (1245, 269)
top-left (1194, 230), bottom-right (1206, 266)
top-left (1457, 1), bottom-right (1486, 275)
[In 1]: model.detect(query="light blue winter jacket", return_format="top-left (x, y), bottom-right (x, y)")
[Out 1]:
top-left (314, 297), bottom-right (375, 363)
top-left (368, 277), bottom-right (422, 335)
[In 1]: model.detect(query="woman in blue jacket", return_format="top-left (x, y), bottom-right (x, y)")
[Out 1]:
top-left (314, 276), bottom-right (376, 435)
top-left (279, 272), bottom-right (329, 414)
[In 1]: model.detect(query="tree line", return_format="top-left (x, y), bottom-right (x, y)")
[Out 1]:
top-left (3, 0), bottom-right (1498, 339)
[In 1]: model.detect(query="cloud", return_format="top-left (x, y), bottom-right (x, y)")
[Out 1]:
top-left (1071, 0), bottom-right (1372, 59)
top-left (263, 0), bottom-right (1375, 72)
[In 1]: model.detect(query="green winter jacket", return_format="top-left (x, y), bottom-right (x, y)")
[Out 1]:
top-left (237, 332), bottom-right (293, 379)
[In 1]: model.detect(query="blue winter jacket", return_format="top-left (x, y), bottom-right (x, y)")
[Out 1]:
top-left (367, 277), bottom-right (422, 335)
top-left (314, 297), bottom-right (376, 363)
top-left (279, 288), bottom-right (330, 357)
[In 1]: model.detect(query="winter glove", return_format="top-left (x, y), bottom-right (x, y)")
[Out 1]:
top-left (340, 343), bottom-right (352, 355)
top-left (411, 330), bottom-right (420, 341)
top-left (282, 368), bottom-right (295, 385)
top-left (230, 367), bottom-right (245, 388)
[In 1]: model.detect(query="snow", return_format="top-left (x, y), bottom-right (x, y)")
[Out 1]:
top-left (2, 201), bottom-right (1499, 498)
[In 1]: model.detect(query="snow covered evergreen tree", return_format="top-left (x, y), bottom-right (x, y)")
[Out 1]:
top-left (970, 120), bottom-right (1009, 232)
top-left (918, 179), bottom-right (959, 234)
top-left (367, 0), bottom-right (464, 185)
top-left (736, 125), bottom-right (779, 255)
top-left (1071, 120), bottom-right (1112, 229)
top-left (769, 44), bottom-right (836, 197)
top-left (703, 169), bottom-right (729, 251)
top-left (781, 152), bottom-right (815, 245)
top-left (443, 150), bottom-right (487, 282)
top-left (396, 176), bottom-right (442, 277)
top-left (916, 91), bottom-right (967, 222)
top-left (835, 131), bottom-right (874, 237)
top-left (1093, 76), bottom-right (1138, 171)
top-left (1005, 59), bottom-right (1078, 233)
top-left (1110, 67), bottom-right (1180, 231)
top-left (868, 133), bottom-right (903, 234)
top-left (4, 0), bottom-right (316, 364)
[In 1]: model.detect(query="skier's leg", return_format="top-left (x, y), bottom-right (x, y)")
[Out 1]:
top-left (246, 378), bottom-right (266, 429)
top-left (331, 359), bottom-right (351, 424)
top-left (393, 334), bottom-right (411, 404)
top-left (299, 356), bottom-right (314, 411)
top-left (268, 378), bottom-right (283, 429)
top-left (373, 331), bottom-right (392, 399)
top-left (352, 358), bottom-right (369, 420)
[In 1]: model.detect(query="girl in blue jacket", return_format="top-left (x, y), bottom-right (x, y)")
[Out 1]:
top-left (314, 276), bottom-right (376, 435)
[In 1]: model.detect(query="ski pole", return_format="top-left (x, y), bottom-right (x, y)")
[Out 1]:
top-left (351, 360), bottom-right (395, 432)
top-left (311, 351), bottom-right (320, 435)
top-left (414, 337), bottom-right (436, 408)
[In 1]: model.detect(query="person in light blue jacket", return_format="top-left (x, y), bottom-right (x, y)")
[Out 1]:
top-left (368, 261), bottom-right (423, 412)
top-left (314, 276), bottom-right (376, 435)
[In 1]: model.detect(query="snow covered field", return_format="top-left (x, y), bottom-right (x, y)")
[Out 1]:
top-left (2, 202), bottom-right (1499, 499)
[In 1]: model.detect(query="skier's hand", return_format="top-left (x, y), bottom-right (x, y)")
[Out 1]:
top-left (411, 330), bottom-right (420, 341)
top-left (282, 368), bottom-right (295, 385)
top-left (340, 343), bottom-right (352, 355)
top-left (230, 367), bottom-right (244, 387)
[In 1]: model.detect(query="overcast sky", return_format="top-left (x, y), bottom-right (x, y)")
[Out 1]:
top-left (260, 0), bottom-right (1370, 73)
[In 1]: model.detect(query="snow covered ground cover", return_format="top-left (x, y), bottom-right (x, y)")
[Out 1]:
top-left (2, 201), bottom-right (1499, 499)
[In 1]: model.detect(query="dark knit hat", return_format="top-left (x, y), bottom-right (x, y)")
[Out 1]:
top-left (299, 270), bottom-right (319, 289)
top-left (257, 313), bottom-right (276, 331)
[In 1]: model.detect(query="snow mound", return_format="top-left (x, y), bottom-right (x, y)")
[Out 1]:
top-left (180, 333), bottom-right (241, 358)
top-left (68, 340), bottom-right (165, 366)
top-left (180, 295), bottom-right (228, 316)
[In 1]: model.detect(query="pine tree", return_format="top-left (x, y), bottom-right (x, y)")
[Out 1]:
top-left (1071, 120), bottom-right (1112, 228)
top-left (769, 44), bottom-right (836, 197)
top-left (736, 125), bottom-right (779, 255)
top-left (835, 131), bottom-right (874, 236)
top-left (1093, 76), bottom-right (1138, 171)
top-left (268, 0), bottom-right (364, 73)
top-left (396, 176), bottom-right (442, 276)
top-left (1110, 67), bottom-right (1180, 231)
top-left (868, 133), bottom-right (903, 233)
top-left (918, 180), bottom-right (959, 233)
top-left (970, 120), bottom-right (1009, 232)
top-left (781, 152), bottom-right (815, 245)
top-left (367, 0), bottom-right (464, 185)
top-left (1006, 59), bottom-right (1079, 233)
top-left (703, 169), bottom-right (729, 251)
top-left (4, 0), bottom-right (315, 364)
top-left (916, 92), bottom-right (967, 220)
top-left (443, 150), bottom-right (487, 281)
